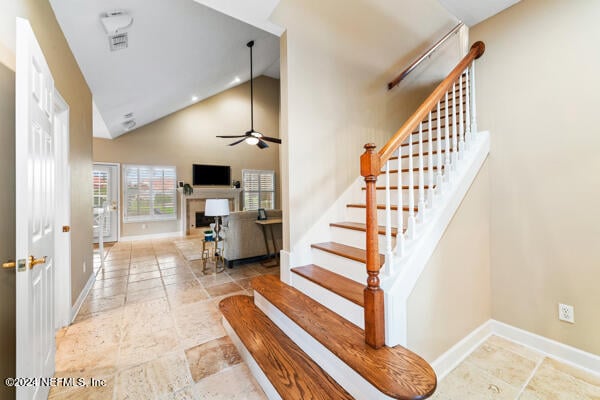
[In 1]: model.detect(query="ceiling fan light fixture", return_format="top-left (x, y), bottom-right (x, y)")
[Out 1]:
top-left (245, 137), bottom-right (259, 145)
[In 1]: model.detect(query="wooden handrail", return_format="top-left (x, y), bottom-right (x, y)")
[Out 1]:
top-left (359, 41), bottom-right (485, 349)
top-left (380, 41), bottom-right (485, 164)
top-left (388, 22), bottom-right (464, 90)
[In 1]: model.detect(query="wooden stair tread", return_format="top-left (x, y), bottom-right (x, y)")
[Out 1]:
top-left (291, 264), bottom-right (365, 306)
top-left (383, 166), bottom-right (445, 174)
top-left (330, 221), bottom-right (403, 237)
top-left (388, 149), bottom-right (453, 161)
top-left (251, 275), bottom-right (437, 400)
top-left (347, 203), bottom-right (418, 212)
top-left (311, 242), bottom-right (384, 266)
top-left (219, 295), bottom-right (354, 400)
top-left (361, 185), bottom-right (433, 190)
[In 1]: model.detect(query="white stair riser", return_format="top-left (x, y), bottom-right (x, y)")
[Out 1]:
top-left (291, 273), bottom-right (364, 329)
top-left (254, 293), bottom-right (396, 400)
top-left (367, 188), bottom-right (419, 204)
top-left (330, 226), bottom-right (395, 251)
top-left (346, 207), bottom-right (411, 226)
top-left (310, 248), bottom-right (368, 284)
top-left (398, 138), bottom-right (453, 154)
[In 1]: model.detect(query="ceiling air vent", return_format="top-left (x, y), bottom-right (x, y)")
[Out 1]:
top-left (101, 10), bottom-right (133, 51)
top-left (109, 32), bottom-right (128, 51)
top-left (122, 119), bottom-right (136, 130)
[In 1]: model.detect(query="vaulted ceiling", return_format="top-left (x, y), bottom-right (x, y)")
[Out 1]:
top-left (49, 0), bottom-right (281, 139)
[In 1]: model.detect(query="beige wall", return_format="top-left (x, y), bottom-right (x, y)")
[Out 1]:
top-left (472, 0), bottom-right (600, 355)
top-left (408, 162), bottom-right (491, 361)
top-left (0, 1), bottom-right (93, 305)
top-left (0, 62), bottom-right (16, 400)
top-left (271, 0), bottom-right (461, 252)
top-left (93, 76), bottom-right (280, 237)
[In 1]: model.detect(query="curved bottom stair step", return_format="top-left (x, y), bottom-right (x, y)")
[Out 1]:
top-left (252, 275), bottom-right (437, 400)
top-left (292, 264), bottom-right (365, 307)
top-left (219, 295), bottom-right (354, 400)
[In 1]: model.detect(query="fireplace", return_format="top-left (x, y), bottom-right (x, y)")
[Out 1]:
top-left (178, 187), bottom-right (242, 236)
top-left (195, 212), bottom-right (215, 228)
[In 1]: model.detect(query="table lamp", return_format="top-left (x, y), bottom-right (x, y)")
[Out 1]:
top-left (204, 199), bottom-right (230, 254)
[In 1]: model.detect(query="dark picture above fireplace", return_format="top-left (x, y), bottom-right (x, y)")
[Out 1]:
top-left (192, 164), bottom-right (231, 186)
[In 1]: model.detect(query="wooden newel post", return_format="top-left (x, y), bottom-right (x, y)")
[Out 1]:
top-left (360, 143), bottom-right (385, 349)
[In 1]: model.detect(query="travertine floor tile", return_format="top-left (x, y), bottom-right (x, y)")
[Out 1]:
top-left (185, 336), bottom-right (242, 382)
top-left (205, 282), bottom-right (244, 297)
top-left (127, 277), bottom-right (164, 292)
top-left (166, 280), bottom-right (209, 307)
top-left (431, 362), bottom-right (520, 399)
top-left (125, 286), bottom-right (167, 304)
top-left (148, 352), bottom-right (193, 397)
top-left (521, 358), bottom-right (600, 399)
top-left (466, 341), bottom-right (537, 387)
top-left (193, 364), bottom-right (267, 400)
top-left (486, 335), bottom-right (544, 364)
top-left (128, 270), bottom-right (162, 282)
top-left (173, 301), bottom-right (226, 349)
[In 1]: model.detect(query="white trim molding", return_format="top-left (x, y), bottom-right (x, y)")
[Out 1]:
top-left (431, 319), bottom-right (600, 380)
top-left (70, 270), bottom-right (96, 322)
top-left (119, 231), bottom-right (183, 242)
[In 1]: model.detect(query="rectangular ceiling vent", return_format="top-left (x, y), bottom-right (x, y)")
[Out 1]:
top-left (109, 32), bottom-right (128, 51)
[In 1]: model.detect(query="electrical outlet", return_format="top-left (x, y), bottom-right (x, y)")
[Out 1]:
top-left (558, 303), bottom-right (574, 323)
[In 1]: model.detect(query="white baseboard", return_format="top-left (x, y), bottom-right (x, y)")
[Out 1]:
top-left (431, 319), bottom-right (600, 380)
top-left (490, 320), bottom-right (600, 376)
top-left (222, 317), bottom-right (282, 400)
top-left (70, 270), bottom-right (96, 322)
top-left (119, 231), bottom-right (182, 242)
top-left (431, 320), bottom-right (494, 379)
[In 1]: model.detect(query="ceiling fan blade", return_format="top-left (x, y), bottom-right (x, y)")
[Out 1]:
top-left (217, 135), bottom-right (246, 138)
top-left (260, 136), bottom-right (282, 144)
top-left (256, 140), bottom-right (269, 149)
top-left (229, 138), bottom-right (247, 146)
top-left (253, 131), bottom-right (281, 144)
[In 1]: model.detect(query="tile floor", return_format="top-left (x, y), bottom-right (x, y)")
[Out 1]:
top-left (432, 335), bottom-right (600, 399)
top-left (54, 238), bottom-right (599, 400)
top-left (52, 236), bottom-right (276, 399)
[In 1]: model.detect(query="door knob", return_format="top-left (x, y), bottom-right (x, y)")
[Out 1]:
top-left (2, 260), bottom-right (15, 269)
top-left (62, 225), bottom-right (71, 232)
top-left (28, 255), bottom-right (47, 269)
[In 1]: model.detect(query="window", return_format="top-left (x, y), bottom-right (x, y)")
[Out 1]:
top-left (242, 169), bottom-right (275, 210)
top-left (123, 165), bottom-right (177, 222)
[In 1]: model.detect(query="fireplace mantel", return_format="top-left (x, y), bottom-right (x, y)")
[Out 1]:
top-left (178, 187), bottom-right (242, 235)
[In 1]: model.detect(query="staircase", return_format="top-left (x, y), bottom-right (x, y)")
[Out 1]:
top-left (219, 41), bottom-right (488, 399)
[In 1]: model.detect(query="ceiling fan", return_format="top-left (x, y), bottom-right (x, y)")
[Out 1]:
top-left (217, 40), bottom-right (281, 149)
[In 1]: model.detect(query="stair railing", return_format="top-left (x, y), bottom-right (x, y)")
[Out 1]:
top-left (360, 41), bottom-right (485, 348)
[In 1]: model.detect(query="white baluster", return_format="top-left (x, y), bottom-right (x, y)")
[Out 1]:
top-left (444, 92), bottom-right (451, 182)
top-left (384, 160), bottom-right (393, 270)
top-left (396, 147), bottom-right (404, 256)
top-left (427, 111), bottom-right (434, 207)
top-left (452, 83), bottom-right (458, 169)
top-left (470, 61), bottom-right (478, 134)
top-left (417, 122), bottom-right (425, 221)
top-left (465, 67), bottom-right (471, 148)
top-left (407, 130), bottom-right (416, 239)
top-left (436, 101), bottom-right (443, 190)
top-left (458, 74), bottom-right (465, 158)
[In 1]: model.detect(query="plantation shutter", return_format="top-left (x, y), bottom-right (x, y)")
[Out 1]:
top-left (124, 165), bottom-right (177, 222)
top-left (242, 169), bottom-right (275, 210)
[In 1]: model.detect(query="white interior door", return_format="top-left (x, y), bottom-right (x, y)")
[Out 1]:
top-left (93, 163), bottom-right (118, 243)
top-left (16, 17), bottom-right (56, 400)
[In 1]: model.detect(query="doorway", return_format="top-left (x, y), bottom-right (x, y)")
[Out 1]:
top-left (53, 91), bottom-right (71, 329)
top-left (92, 163), bottom-right (119, 243)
